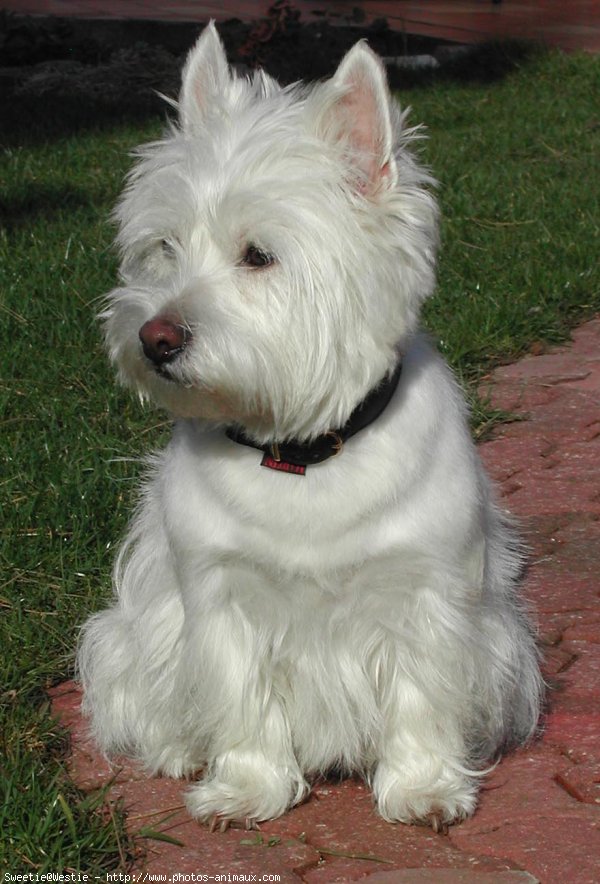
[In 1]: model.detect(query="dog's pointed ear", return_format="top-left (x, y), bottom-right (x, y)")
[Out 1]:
top-left (328, 42), bottom-right (397, 194)
top-left (180, 21), bottom-right (230, 129)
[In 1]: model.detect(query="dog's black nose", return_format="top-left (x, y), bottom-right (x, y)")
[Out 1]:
top-left (139, 317), bottom-right (189, 365)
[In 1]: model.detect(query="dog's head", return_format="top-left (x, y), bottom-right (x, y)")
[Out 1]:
top-left (103, 23), bottom-right (438, 442)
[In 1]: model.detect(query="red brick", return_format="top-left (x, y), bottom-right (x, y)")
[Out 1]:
top-left (523, 568), bottom-right (598, 614)
top-left (563, 617), bottom-right (600, 643)
top-left (466, 747), bottom-right (578, 822)
top-left (363, 873), bottom-right (539, 883)
top-left (478, 378), bottom-right (561, 414)
top-left (555, 757), bottom-right (600, 805)
top-left (571, 320), bottom-right (600, 355)
top-left (262, 779), bottom-right (512, 875)
top-left (553, 642), bottom-right (600, 698)
top-left (451, 813), bottom-right (600, 884)
top-left (543, 711), bottom-right (600, 757)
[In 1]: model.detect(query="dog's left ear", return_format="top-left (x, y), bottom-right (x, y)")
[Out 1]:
top-left (180, 21), bottom-right (231, 130)
top-left (328, 42), bottom-right (397, 194)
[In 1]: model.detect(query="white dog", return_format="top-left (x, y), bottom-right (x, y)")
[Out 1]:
top-left (78, 23), bottom-right (542, 832)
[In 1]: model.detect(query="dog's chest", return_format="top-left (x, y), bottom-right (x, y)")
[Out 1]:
top-left (161, 421), bottom-right (394, 578)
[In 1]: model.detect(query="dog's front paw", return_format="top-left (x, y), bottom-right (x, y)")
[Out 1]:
top-left (372, 760), bottom-right (477, 829)
top-left (185, 762), bottom-right (307, 824)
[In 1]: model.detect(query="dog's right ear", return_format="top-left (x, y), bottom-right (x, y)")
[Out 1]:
top-left (180, 21), bottom-right (230, 129)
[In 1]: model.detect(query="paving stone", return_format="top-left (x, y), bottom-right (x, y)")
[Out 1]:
top-left (492, 334), bottom-right (600, 385)
top-left (138, 834), bottom-right (319, 881)
top-left (466, 746), bottom-right (582, 820)
top-left (478, 378), bottom-right (561, 414)
top-left (363, 872), bottom-right (539, 883)
top-left (496, 478), bottom-right (599, 517)
top-left (562, 616), bottom-right (600, 643)
top-left (543, 711), bottom-right (600, 757)
top-left (571, 319), bottom-right (600, 353)
top-left (262, 779), bottom-right (515, 876)
top-left (541, 644), bottom-right (578, 677)
top-left (518, 513), bottom-right (565, 559)
top-left (556, 641), bottom-right (600, 697)
top-left (306, 866), bottom-right (535, 883)
top-left (523, 567), bottom-right (598, 614)
top-left (302, 856), bottom-right (394, 881)
top-left (450, 741), bottom-right (600, 881)
top-left (555, 757), bottom-right (600, 805)
top-left (450, 814), bottom-right (600, 884)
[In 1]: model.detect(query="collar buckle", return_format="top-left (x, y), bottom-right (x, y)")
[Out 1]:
top-left (325, 431), bottom-right (344, 457)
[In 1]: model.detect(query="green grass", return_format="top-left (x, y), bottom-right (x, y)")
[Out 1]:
top-left (414, 50), bottom-right (600, 395)
top-left (1, 48), bottom-right (599, 874)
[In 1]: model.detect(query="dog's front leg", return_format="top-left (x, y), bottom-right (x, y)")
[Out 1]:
top-left (372, 675), bottom-right (478, 830)
top-left (183, 601), bottom-right (307, 826)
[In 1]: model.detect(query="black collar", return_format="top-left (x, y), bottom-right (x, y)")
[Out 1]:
top-left (225, 359), bottom-right (402, 475)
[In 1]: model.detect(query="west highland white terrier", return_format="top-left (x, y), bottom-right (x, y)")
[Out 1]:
top-left (78, 23), bottom-right (542, 831)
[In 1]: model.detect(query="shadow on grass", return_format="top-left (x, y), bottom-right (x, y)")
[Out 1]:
top-left (0, 91), bottom-right (166, 148)
top-left (0, 179), bottom-right (103, 228)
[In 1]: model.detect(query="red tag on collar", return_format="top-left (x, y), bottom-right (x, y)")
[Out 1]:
top-left (261, 453), bottom-right (306, 476)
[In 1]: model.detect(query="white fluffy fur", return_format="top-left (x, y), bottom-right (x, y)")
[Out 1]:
top-left (77, 24), bottom-right (542, 828)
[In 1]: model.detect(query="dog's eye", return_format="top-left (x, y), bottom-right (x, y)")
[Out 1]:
top-left (241, 245), bottom-right (275, 268)
top-left (161, 239), bottom-right (177, 258)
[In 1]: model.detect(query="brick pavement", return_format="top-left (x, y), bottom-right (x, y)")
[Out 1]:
top-left (50, 316), bottom-right (600, 882)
